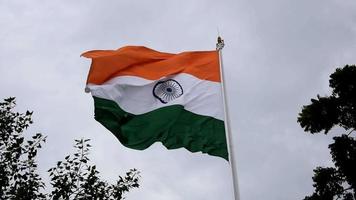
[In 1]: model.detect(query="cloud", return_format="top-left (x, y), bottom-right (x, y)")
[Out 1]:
top-left (1, 0), bottom-right (355, 199)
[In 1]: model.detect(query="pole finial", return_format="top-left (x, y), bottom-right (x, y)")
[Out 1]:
top-left (216, 36), bottom-right (225, 50)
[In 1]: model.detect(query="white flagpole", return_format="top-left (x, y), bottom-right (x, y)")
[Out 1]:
top-left (216, 36), bottom-right (240, 200)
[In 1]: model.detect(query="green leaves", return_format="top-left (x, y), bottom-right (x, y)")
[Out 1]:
top-left (49, 139), bottom-right (140, 200)
top-left (298, 65), bottom-right (356, 134)
top-left (329, 135), bottom-right (356, 191)
top-left (298, 96), bottom-right (340, 134)
top-left (312, 167), bottom-right (343, 199)
top-left (1, 97), bottom-right (140, 200)
top-left (298, 65), bottom-right (356, 200)
top-left (0, 97), bottom-right (46, 200)
top-left (303, 136), bottom-right (356, 200)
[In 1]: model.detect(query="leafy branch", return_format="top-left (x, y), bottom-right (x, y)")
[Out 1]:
top-left (1, 97), bottom-right (140, 200)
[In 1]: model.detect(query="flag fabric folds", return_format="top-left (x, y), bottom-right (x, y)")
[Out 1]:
top-left (83, 46), bottom-right (228, 160)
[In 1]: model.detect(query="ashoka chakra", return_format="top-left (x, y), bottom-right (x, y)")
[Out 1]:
top-left (153, 79), bottom-right (183, 104)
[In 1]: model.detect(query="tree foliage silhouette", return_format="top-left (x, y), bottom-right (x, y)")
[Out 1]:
top-left (0, 97), bottom-right (140, 200)
top-left (298, 65), bottom-right (356, 200)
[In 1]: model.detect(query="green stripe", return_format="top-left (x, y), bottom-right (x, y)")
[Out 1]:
top-left (93, 96), bottom-right (228, 160)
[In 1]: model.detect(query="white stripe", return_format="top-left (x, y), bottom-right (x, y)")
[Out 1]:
top-left (87, 73), bottom-right (224, 121)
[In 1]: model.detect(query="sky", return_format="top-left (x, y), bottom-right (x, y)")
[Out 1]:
top-left (1, 0), bottom-right (356, 199)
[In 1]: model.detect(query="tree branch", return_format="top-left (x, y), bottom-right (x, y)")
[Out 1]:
top-left (347, 128), bottom-right (355, 136)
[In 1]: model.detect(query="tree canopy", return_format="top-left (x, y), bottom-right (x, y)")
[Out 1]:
top-left (0, 97), bottom-right (140, 200)
top-left (298, 65), bottom-right (356, 134)
top-left (298, 65), bottom-right (356, 200)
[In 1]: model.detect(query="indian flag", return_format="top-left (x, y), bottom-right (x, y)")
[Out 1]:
top-left (82, 46), bottom-right (228, 160)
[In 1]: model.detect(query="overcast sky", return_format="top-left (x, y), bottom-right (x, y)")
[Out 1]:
top-left (1, 0), bottom-right (356, 199)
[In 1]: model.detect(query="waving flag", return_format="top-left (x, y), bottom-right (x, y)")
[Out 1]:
top-left (83, 46), bottom-right (228, 160)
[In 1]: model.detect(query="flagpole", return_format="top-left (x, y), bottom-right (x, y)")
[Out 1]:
top-left (216, 36), bottom-right (240, 200)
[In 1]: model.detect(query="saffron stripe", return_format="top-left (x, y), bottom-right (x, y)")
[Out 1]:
top-left (82, 46), bottom-right (221, 84)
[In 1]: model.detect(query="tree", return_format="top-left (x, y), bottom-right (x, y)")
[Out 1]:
top-left (0, 97), bottom-right (140, 200)
top-left (298, 65), bottom-right (356, 200)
